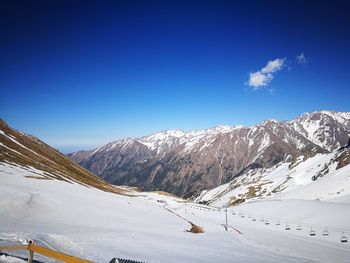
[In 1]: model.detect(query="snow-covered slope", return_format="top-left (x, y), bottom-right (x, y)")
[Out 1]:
top-left (1, 162), bottom-right (350, 263)
top-left (197, 148), bottom-right (350, 207)
top-left (292, 110), bottom-right (350, 151)
top-left (0, 119), bottom-right (124, 195)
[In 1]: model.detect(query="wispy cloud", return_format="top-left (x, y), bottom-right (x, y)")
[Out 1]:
top-left (247, 58), bottom-right (286, 89)
top-left (296, 52), bottom-right (307, 64)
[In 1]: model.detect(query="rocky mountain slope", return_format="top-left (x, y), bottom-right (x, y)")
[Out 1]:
top-left (196, 143), bottom-right (350, 206)
top-left (68, 110), bottom-right (350, 198)
top-left (0, 119), bottom-right (124, 194)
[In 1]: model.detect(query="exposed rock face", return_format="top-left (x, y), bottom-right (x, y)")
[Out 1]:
top-left (68, 110), bottom-right (350, 198)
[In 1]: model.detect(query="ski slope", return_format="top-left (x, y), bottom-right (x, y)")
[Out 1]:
top-left (198, 151), bottom-right (350, 207)
top-left (1, 162), bottom-right (350, 262)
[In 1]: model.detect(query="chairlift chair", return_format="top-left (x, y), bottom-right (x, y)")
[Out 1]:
top-left (265, 219), bottom-right (270, 225)
top-left (252, 217), bottom-right (256, 221)
top-left (275, 220), bottom-right (281, 226)
top-left (285, 223), bottom-right (291, 230)
top-left (260, 217), bottom-right (265, 222)
top-left (248, 214), bottom-right (252, 218)
top-left (296, 223), bottom-right (302, 230)
top-left (322, 227), bottom-right (329, 236)
top-left (340, 232), bottom-right (348, 243)
top-left (309, 227), bottom-right (316, 236)
top-left (241, 214), bottom-right (245, 218)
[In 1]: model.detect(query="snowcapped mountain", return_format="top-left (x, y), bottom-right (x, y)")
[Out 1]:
top-left (292, 110), bottom-right (350, 151)
top-left (68, 110), bottom-right (350, 198)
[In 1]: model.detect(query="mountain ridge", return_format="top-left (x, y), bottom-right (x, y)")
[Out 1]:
top-left (0, 119), bottom-right (125, 195)
top-left (68, 110), bottom-right (350, 198)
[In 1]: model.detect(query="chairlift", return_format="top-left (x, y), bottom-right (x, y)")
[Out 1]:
top-left (309, 227), bottom-right (316, 236)
top-left (265, 219), bottom-right (270, 225)
top-left (322, 227), bottom-right (329, 236)
top-left (252, 217), bottom-right (256, 221)
top-left (241, 214), bottom-right (245, 218)
top-left (285, 223), bottom-right (291, 230)
top-left (275, 220), bottom-right (281, 226)
top-left (232, 212), bottom-right (236, 215)
top-left (296, 223), bottom-right (302, 230)
top-left (260, 217), bottom-right (265, 222)
top-left (248, 214), bottom-right (252, 218)
top-left (340, 232), bottom-right (348, 243)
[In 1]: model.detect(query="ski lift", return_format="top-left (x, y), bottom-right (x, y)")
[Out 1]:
top-left (322, 227), bottom-right (329, 236)
top-left (265, 219), bottom-right (270, 225)
top-left (252, 217), bottom-right (256, 221)
top-left (248, 213), bottom-right (252, 218)
top-left (260, 217), bottom-right (265, 222)
top-left (296, 223), bottom-right (302, 230)
top-left (232, 212), bottom-right (236, 215)
top-left (340, 232), bottom-right (348, 243)
top-left (285, 223), bottom-right (291, 230)
top-left (275, 219), bottom-right (281, 226)
top-left (309, 227), bottom-right (316, 236)
top-left (241, 214), bottom-right (245, 218)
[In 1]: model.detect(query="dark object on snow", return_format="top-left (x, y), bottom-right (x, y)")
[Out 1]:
top-left (109, 258), bottom-right (147, 263)
top-left (340, 232), bottom-right (348, 243)
top-left (322, 227), bottom-right (329, 236)
top-left (309, 227), bottom-right (316, 236)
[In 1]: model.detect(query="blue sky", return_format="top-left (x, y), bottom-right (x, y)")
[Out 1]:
top-left (1, 0), bottom-right (350, 153)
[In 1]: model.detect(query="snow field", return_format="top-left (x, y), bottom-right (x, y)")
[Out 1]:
top-left (2, 162), bottom-right (328, 263)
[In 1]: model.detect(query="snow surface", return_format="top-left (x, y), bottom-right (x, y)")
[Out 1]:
top-left (198, 152), bottom-right (350, 207)
top-left (0, 255), bottom-right (26, 263)
top-left (1, 161), bottom-right (350, 262)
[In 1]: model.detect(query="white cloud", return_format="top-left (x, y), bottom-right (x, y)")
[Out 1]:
top-left (296, 52), bottom-right (307, 64)
top-left (247, 58), bottom-right (286, 89)
top-left (261, 58), bottom-right (286, 74)
top-left (248, 71), bottom-right (272, 89)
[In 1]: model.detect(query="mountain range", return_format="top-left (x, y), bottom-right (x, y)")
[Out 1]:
top-left (2, 116), bottom-right (349, 262)
top-left (68, 110), bottom-right (350, 198)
